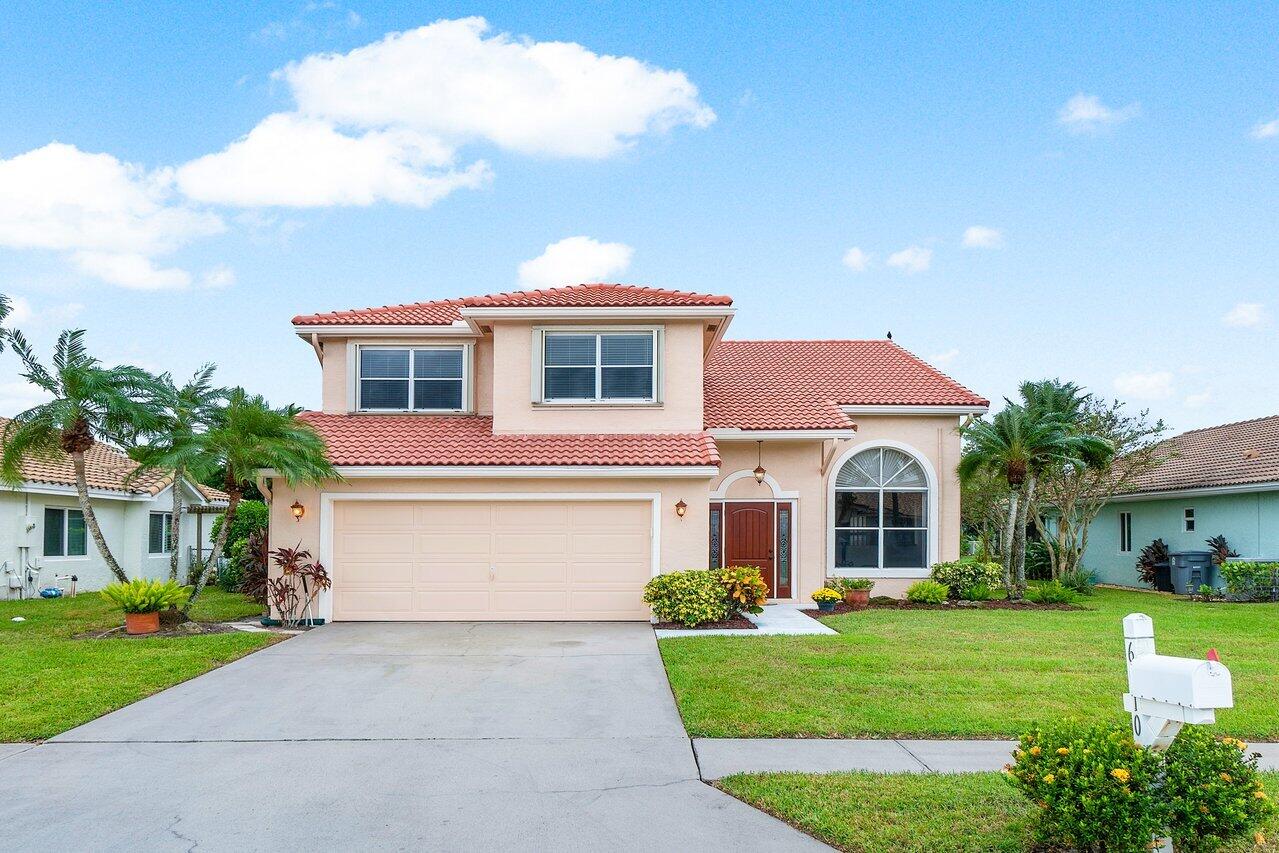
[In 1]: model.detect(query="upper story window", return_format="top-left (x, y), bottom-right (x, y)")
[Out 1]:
top-left (44, 507), bottom-right (87, 558)
top-left (358, 346), bottom-right (466, 412)
top-left (541, 330), bottom-right (657, 403)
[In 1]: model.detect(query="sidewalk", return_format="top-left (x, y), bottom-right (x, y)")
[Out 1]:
top-left (693, 738), bottom-right (1279, 780)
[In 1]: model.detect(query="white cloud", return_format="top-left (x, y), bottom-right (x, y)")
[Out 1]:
top-left (1183, 391), bottom-right (1212, 408)
top-left (278, 17), bottom-right (715, 159)
top-left (1114, 370), bottom-right (1174, 401)
top-left (251, 1), bottom-right (363, 43)
top-left (929, 348), bottom-right (959, 367)
top-left (176, 113), bottom-right (491, 208)
top-left (841, 247), bottom-right (871, 272)
top-left (886, 245), bottom-right (932, 274)
top-left (961, 226), bottom-right (1003, 248)
top-left (1222, 302), bottom-right (1267, 328)
top-left (200, 265), bottom-right (237, 289)
top-left (1250, 118), bottom-right (1279, 140)
top-left (518, 236), bottom-right (634, 289)
top-left (1057, 93), bottom-right (1140, 134)
top-left (5, 296), bottom-right (84, 328)
top-left (72, 251), bottom-right (191, 290)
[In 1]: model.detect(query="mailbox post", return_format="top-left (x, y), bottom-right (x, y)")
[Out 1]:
top-left (1122, 613), bottom-right (1234, 852)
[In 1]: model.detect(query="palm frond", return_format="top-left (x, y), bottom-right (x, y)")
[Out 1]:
top-left (7, 330), bottom-right (58, 393)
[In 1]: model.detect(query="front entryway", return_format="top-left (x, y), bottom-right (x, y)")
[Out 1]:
top-left (712, 500), bottom-right (794, 598)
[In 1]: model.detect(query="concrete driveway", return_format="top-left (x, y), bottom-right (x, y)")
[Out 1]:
top-left (0, 622), bottom-right (822, 851)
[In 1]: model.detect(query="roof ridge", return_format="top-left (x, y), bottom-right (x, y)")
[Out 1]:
top-left (1174, 413), bottom-right (1279, 437)
top-left (721, 338), bottom-right (894, 344)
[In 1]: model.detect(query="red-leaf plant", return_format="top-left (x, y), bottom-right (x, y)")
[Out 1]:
top-left (266, 544), bottom-right (330, 627)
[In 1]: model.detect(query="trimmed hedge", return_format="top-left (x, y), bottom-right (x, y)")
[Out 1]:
top-left (1220, 561), bottom-right (1279, 602)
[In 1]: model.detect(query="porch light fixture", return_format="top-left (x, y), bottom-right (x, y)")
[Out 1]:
top-left (675, 500), bottom-right (687, 518)
top-left (290, 501), bottom-right (305, 522)
top-left (753, 440), bottom-right (767, 484)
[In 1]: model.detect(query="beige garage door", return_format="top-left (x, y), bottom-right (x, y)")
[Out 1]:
top-left (330, 500), bottom-right (653, 621)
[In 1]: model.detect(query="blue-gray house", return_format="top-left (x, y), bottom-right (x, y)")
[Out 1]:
top-left (1082, 415), bottom-right (1279, 587)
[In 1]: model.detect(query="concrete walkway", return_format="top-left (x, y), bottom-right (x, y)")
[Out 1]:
top-left (654, 603), bottom-right (837, 638)
top-left (0, 623), bottom-right (823, 852)
top-left (694, 738), bottom-right (1279, 780)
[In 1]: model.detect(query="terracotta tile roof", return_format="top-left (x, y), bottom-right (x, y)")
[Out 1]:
top-left (299, 413), bottom-right (721, 467)
top-left (0, 417), bottom-right (229, 502)
top-left (1123, 415), bottom-right (1279, 494)
top-left (293, 283), bottom-right (734, 327)
top-left (703, 340), bottom-right (989, 429)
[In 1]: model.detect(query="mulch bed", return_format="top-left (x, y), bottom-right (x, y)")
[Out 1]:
top-left (78, 621), bottom-right (245, 640)
top-left (802, 598), bottom-right (1082, 617)
top-left (653, 616), bottom-right (758, 631)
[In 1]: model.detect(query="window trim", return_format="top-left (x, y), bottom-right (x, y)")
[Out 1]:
top-left (1183, 507), bottom-right (1196, 533)
top-left (148, 511), bottom-right (174, 555)
top-left (354, 343), bottom-right (471, 413)
top-left (1119, 510), bottom-right (1133, 554)
top-left (827, 441), bottom-right (937, 577)
top-left (532, 326), bottom-right (663, 406)
top-left (43, 506), bottom-right (88, 559)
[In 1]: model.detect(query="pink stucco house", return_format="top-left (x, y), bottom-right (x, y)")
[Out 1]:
top-left (266, 284), bottom-right (988, 621)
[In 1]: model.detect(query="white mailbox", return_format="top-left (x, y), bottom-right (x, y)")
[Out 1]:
top-left (1122, 613), bottom-right (1233, 747)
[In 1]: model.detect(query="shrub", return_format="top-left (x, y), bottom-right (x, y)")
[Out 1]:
top-left (100, 578), bottom-right (191, 614)
top-left (959, 582), bottom-right (997, 602)
top-left (1026, 580), bottom-right (1078, 605)
top-left (1205, 534), bottom-right (1240, 567)
top-left (1007, 721), bottom-right (1165, 852)
top-left (905, 580), bottom-right (948, 604)
top-left (643, 570), bottom-right (731, 627)
top-left (1058, 568), bottom-right (1097, 596)
top-left (218, 539), bottom-right (247, 592)
top-left (931, 559), bottom-right (1002, 598)
top-left (209, 499), bottom-right (269, 555)
top-left (1163, 727), bottom-right (1275, 851)
top-left (266, 545), bottom-right (330, 627)
top-left (1220, 561), bottom-right (1279, 602)
top-left (831, 577), bottom-right (874, 592)
top-left (717, 565), bottom-right (768, 614)
top-left (1136, 538), bottom-right (1170, 588)
top-left (237, 530), bottom-right (269, 604)
top-left (1025, 539), bottom-right (1053, 581)
top-left (811, 587), bottom-right (842, 604)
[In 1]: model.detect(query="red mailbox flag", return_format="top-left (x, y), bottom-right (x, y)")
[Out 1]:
top-left (1206, 648), bottom-right (1221, 662)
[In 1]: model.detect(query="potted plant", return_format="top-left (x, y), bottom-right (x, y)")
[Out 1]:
top-left (100, 578), bottom-right (190, 635)
top-left (837, 577), bottom-right (875, 610)
top-left (811, 587), bottom-right (842, 612)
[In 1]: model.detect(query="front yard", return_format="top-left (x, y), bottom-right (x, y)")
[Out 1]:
top-left (717, 770), bottom-right (1279, 852)
top-left (660, 587), bottom-right (1279, 739)
top-left (0, 590), bottom-right (276, 742)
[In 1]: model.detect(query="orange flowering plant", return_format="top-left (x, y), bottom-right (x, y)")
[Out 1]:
top-left (716, 565), bottom-right (769, 614)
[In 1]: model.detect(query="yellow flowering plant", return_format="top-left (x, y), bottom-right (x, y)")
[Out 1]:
top-left (716, 566), bottom-right (769, 614)
top-left (810, 587), bottom-right (843, 604)
top-left (1162, 725), bottom-right (1275, 852)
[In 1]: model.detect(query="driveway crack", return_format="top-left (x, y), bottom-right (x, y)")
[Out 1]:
top-left (893, 739), bottom-right (933, 772)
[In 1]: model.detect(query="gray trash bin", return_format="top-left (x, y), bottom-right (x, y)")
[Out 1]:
top-left (1169, 551), bottom-right (1215, 594)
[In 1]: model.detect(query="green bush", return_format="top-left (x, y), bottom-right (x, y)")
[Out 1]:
top-left (1025, 539), bottom-right (1053, 581)
top-left (1007, 721), bottom-right (1165, 851)
top-left (1163, 727), bottom-right (1275, 851)
top-left (905, 580), bottom-right (949, 604)
top-left (717, 565), bottom-right (768, 614)
top-left (931, 559), bottom-right (1002, 599)
top-left (643, 570), bottom-right (731, 627)
top-left (830, 577), bottom-right (874, 592)
top-left (1058, 568), bottom-right (1097, 596)
top-left (959, 582), bottom-right (998, 602)
top-left (1220, 561), bottom-right (1279, 602)
top-left (100, 578), bottom-right (191, 614)
top-left (1027, 580), bottom-right (1078, 605)
top-left (218, 538), bottom-right (248, 592)
top-left (209, 499), bottom-right (269, 553)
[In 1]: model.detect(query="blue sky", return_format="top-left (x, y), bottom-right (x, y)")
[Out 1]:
top-left (1, 2), bottom-right (1275, 433)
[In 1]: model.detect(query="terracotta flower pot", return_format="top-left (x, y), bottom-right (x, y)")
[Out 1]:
top-left (844, 589), bottom-right (870, 610)
top-left (124, 611), bottom-right (160, 635)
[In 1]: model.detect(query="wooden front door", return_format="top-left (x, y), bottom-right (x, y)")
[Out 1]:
top-left (723, 502), bottom-right (777, 595)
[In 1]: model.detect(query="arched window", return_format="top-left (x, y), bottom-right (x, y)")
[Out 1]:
top-left (833, 447), bottom-right (929, 570)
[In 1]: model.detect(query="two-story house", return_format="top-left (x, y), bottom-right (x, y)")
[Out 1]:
top-left (266, 284), bottom-right (988, 621)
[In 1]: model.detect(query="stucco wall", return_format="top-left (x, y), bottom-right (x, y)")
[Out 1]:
top-left (1083, 490), bottom-right (1279, 587)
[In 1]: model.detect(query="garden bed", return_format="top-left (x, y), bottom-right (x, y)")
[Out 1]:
top-left (802, 598), bottom-right (1081, 617)
top-left (652, 616), bottom-right (757, 631)
top-left (77, 621), bottom-right (245, 640)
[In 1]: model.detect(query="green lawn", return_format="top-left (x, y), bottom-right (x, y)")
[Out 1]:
top-left (717, 771), bottom-right (1279, 852)
top-left (660, 588), bottom-right (1279, 739)
top-left (0, 589), bottom-right (276, 742)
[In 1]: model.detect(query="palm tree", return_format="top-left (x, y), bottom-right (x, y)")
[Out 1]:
top-left (128, 365), bottom-right (224, 580)
top-left (0, 292), bottom-right (12, 350)
top-left (0, 330), bottom-right (162, 583)
top-left (958, 402), bottom-right (1111, 598)
top-left (183, 388), bottom-right (336, 612)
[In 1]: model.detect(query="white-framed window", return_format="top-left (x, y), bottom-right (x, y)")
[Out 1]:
top-left (537, 329), bottom-right (659, 404)
top-left (357, 345), bottom-right (468, 412)
top-left (1119, 511), bottom-right (1133, 553)
top-left (1183, 507), bottom-right (1196, 533)
top-left (833, 447), bottom-right (929, 570)
top-left (148, 512), bottom-right (174, 554)
top-left (43, 507), bottom-right (87, 557)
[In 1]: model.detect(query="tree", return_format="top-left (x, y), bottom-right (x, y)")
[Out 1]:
top-left (128, 365), bottom-right (224, 580)
top-left (0, 292), bottom-right (11, 349)
top-left (0, 330), bottom-right (161, 582)
top-left (1030, 397), bottom-right (1168, 578)
top-left (183, 389), bottom-right (336, 612)
top-left (960, 465), bottom-right (1011, 561)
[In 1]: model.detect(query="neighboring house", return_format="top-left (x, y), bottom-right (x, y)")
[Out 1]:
top-left (269, 284), bottom-right (988, 622)
top-left (1082, 415), bottom-right (1279, 586)
top-left (0, 417), bottom-right (228, 598)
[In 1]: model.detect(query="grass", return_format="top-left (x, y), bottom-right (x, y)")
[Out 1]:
top-left (0, 589), bottom-right (276, 742)
top-left (660, 587), bottom-right (1279, 739)
top-left (717, 771), bottom-right (1279, 852)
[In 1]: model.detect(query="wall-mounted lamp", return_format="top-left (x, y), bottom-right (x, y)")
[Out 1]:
top-left (753, 440), bottom-right (767, 484)
top-left (290, 501), bottom-right (305, 522)
top-left (674, 500), bottom-right (687, 518)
